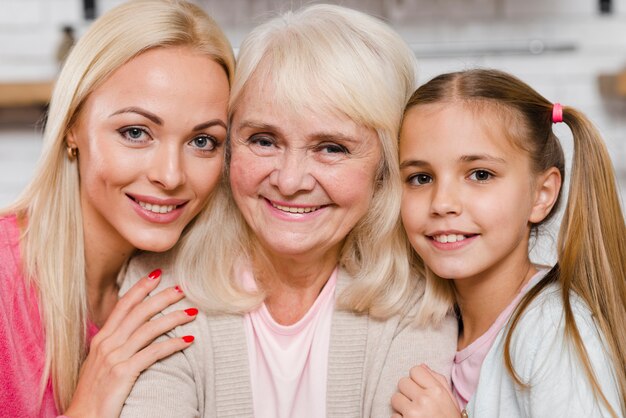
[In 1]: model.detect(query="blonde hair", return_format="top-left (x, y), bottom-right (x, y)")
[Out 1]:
top-left (2, 0), bottom-right (234, 411)
top-left (404, 69), bottom-right (626, 415)
top-left (176, 4), bottom-right (429, 319)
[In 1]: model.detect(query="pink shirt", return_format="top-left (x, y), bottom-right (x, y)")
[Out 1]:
top-left (0, 215), bottom-right (98, 417)
top-left (451, 269), bottom-right (548, 408)
top-left (243, 267), bottom-right (337, 418)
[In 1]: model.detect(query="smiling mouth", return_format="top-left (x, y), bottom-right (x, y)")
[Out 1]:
top-left (431, 234), bottom-right (473, 243)
top-left (270, 201), bottom-right (322, 214)
top-left (130, 196), bottom-right (184, 214)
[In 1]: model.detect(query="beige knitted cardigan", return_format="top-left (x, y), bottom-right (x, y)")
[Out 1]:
top-left (119, 254), bottom-right (457, 418)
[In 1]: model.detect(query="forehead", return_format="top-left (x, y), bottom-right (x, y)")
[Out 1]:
top-left (232, 77), bottom-right (377, 143)
top-left (401, 101), bottom-right (525, 159)
top-left (78, 47), bottom-right (229, 119)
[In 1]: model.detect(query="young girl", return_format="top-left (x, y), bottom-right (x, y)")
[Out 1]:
top-left (393, 69), bottom-right (626, 417)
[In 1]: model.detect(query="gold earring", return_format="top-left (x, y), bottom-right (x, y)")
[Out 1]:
top-left (67, 146), bottom-right (78, 160)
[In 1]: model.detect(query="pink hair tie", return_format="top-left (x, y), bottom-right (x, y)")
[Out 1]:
top-left (552, 103), bottom-right (563, 123)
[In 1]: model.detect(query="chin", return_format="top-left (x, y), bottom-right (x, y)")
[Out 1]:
top-left (132, 233), bottom-right (181, 253)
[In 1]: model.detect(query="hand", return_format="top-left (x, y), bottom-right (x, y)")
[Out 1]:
top-left (63, 269), bottom-right (198, 418)
top-left (391, 364), bottom-right (461, 418)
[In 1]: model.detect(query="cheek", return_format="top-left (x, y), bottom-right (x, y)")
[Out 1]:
top-left (229, 150), bottom-right (270, 196)
top-left (187, 158), bottom-right (223, 201)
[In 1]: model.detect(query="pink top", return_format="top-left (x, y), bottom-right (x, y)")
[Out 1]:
top-left (243, 267), bottom-right (337, 418)
top-left (0, 215), bottom-right (98, 417)
top-left (451, 269), bottom-right (548, 408)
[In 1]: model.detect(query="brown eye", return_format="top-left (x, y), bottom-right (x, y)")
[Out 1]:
top-left (409, 173), bottom-right (432, 185)
top-left (469, 170), bottom-right (492, 182)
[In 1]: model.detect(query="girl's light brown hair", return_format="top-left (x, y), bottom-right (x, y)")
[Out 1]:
top-left (405, 69), bottom-right (626, 415)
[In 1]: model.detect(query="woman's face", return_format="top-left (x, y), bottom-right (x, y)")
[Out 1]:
top-left (229, 82), bottom-right (382, 264)
top-left (68, 46), bottom-right (229, 253)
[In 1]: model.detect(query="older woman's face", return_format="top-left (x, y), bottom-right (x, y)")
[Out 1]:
top-left (229, 85), bottom-right (381, 262)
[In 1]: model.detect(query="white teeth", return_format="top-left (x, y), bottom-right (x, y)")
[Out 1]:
top-left (138, 200), bottom-right (176, 214)
top-left (271, 202), bottom-right (320, 214)
top-left (433, 234), bottom-right (466, 243)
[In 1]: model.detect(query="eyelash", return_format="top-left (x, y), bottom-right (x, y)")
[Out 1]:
top-left (407, 173), bottom-right (432, 186)
top-left (118, 126), bottom-right (149, 143)
top-left (468, 169), bottom-right (493, 182)
top-left (117, 127), bottom-right (220, 154)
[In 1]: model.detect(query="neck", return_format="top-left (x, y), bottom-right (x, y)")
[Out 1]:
top-left (82, 220), bottom-right (135, 328)
top-left (454, 256), bottom-right (536, 350)
top-left (255, 248), bottom-right (339, 326)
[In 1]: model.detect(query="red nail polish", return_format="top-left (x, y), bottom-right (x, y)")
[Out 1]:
top-left (174, 285), bottom-right (183, 294)
top-left (182, 335), bottom-right (194, 343)
top-left (184, 308), bottom-right (198, 316)
top-left (148, 269), bottom-right (162, 280)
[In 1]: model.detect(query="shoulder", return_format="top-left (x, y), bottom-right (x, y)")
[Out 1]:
top-left (0, 214), bottom-right (19, 246)
top-left (119, 251), bottom-right (177, 294)
top-left (507, 283), bottom-right (612, 381)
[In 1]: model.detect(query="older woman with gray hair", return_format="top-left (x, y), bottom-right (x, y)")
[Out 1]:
top-left (120, 4), bottom-right (456, 417)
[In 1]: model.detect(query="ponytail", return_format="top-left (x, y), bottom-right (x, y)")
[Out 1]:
top-left (505, 106), bottom-right (626, 417)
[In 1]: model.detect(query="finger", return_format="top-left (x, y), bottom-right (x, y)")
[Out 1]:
top-left (117, 335), bottom-right (195, 378)
top-left (391, 392), bottom-right (413, 414)
top-left (423, 365), bottom-right (460, 412)
top-left (397, 376), bottom-right (423, 401)
top-left (114, 307), bottom-right (199, 359)
top-left (97, 268), bottom-right (163, 335)
top-left (108, 285), bottom-right (185, 343)
top-left (409, 363), bottom-right (439, 389)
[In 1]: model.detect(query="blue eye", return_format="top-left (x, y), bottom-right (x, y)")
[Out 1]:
top-left (469, 170), bottom-right (492, 182)
top-left (249, 135), bottom-right (274, 147)
top-left (119, 126), bottom-right (148, 142)
top-left (409, 173), bottom-right (432, 185)
top-left (190, 135), bottom-right (217, 151)
top-left (319, 143), bottom-right (348, 154)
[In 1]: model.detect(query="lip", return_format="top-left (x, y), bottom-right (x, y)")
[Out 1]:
top-left (263, 197), bottom-right (327, 221)
top-left (126, 193), bottom-right (189, 224)
top-left (427, 230), bottom-right (478, 251)
top-left (126, 193), bottom-right (188, 206)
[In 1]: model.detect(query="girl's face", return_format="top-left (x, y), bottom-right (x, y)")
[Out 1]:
top-left (229, 81), bottom-right (381, 266)
top-left (68, 46), bottom-right (229, 253)
top-left (400, 102), bottom-right (547, 282)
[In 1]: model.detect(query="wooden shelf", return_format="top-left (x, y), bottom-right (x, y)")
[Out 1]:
top-left (598, 70), bottom-right (626, 98)
top-left (0, 81), bottom-right (54, 107)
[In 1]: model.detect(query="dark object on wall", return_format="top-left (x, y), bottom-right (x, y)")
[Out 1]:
top-left (599, 0), bottom-right (612, 14)
top-left (83, 0), bottom-right (96, 20)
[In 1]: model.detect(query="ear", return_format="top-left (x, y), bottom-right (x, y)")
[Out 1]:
top-left (66, 128), bottom-right (78, 149)
top-left (529, 167), bottom-right (562, 224)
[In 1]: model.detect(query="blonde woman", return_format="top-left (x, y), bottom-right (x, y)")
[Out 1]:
top-left (120, 4), bottom-right (457, 417)
top-left (0, 1), bottom-right (234, 417)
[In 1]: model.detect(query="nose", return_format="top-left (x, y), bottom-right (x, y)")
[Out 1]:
top-left (430, 180), bottom-right (462, 217)
top-left (268, 149), bottom-right (315, 196)
top-left (147, 142), bottom-right (185, 190)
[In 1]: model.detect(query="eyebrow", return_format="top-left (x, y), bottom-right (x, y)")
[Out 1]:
top-left (110, 107), bottom-right (162, 125)
top-left (400, 154), bottom-right (506, 170)
top-left (110, 107), bottom-right (226, 131)
top-left (236, 120), bottom-right (359, 143)
top-left (459, 154), bottom-right (507, 164)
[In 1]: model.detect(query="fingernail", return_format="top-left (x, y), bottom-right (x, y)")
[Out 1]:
top-left (184, 308), bottom-right (198, 316)
top-left (148, 269), bottom-right (162, 280)
top-left (182, 335), bottom-right (195, 343)
top-left (174, 285), bottom-right (183, 294)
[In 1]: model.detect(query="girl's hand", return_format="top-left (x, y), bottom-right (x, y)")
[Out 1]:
top-left (391, 364), bottom-right (461, 418)
top-left (63, 269), bottom-right (198, 418)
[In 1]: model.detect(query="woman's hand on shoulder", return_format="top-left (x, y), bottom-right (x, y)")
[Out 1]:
top-left (63, 269), bottom-right (198, 418)
top-left (391, 364), bottom-right (461, 418)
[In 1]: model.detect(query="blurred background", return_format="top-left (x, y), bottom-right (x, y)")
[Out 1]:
top-left (1, 0), bottom-right (625, 263)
